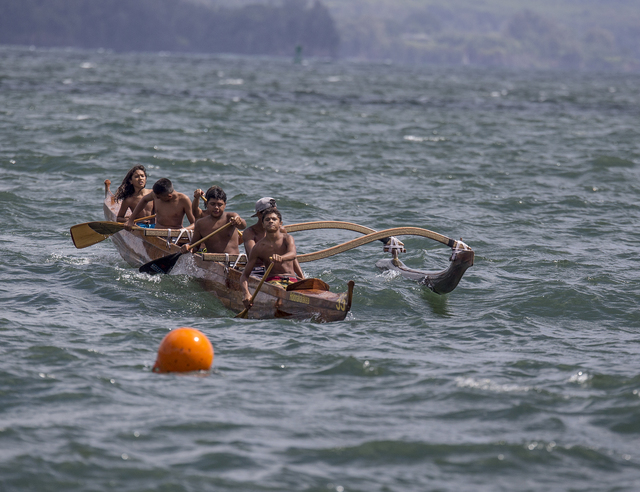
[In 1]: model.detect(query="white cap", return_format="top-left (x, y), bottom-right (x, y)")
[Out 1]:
top-left (251, 197), bottom-right (277, 217)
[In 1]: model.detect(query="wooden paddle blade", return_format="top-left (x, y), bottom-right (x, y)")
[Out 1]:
top-left (138, 252), bottom-right (183, 275)
top-left (235, 308), bottom-right (249, 319)
top-left (88, 221), bottom-right (126, 235)
top-left (70, 222), bottom-right (117, 249)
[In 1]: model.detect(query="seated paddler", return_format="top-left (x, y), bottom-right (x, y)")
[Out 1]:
top-left (191, 185), bottom-right (221, 220)
top-left (115, 165), bottom-right (154, 225)
top-left (180, 186), bottom-right (246, 255)
top-left (240, 208), bottom-right (300, 309)
top-left (125, 178), bottom-right (195, 231)
top-left (244, 197), bottom-right (304, 279)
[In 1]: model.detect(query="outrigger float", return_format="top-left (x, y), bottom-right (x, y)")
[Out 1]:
top-left (70, 180), bottom-right (474, 322)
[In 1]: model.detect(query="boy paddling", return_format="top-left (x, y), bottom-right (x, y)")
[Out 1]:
top-left (244, 197), bottom-right (304, 279)
top-left (243, 197), bottom-right (277, 258)
top-left (126, 178), bottom-right (195, 230)
top-left (180, 186), bottom-right (246, 254)
top-left (240, 208), bottom-right (299, 309)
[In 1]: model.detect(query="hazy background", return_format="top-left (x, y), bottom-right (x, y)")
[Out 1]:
top-left (1, 0), bottom-right (639, 70)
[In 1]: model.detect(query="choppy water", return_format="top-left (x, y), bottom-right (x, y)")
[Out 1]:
top-left (1, 45), bottom-right (640, 491)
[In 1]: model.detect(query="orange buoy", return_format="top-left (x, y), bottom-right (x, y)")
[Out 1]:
top-left (153, 327), bottom-right (214, 373)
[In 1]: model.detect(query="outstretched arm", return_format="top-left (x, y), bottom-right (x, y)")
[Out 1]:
top-left (228, 213), bottom-right (247, 230)
top-left (180, 222), bottom-right (203, 253)
top-left (183, 196), bottom-right (196, 225)
top-left (116, 197), bottom-right (133, 222)
top-left (192, 189), bottom-right (205, 220)
top-left (125, 193), bottom-right (154, 229)
top-left (271, 235), bottom-right (297, 264)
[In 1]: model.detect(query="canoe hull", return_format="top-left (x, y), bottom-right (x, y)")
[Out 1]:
top-left (102, 182), bottom-right (353, 322)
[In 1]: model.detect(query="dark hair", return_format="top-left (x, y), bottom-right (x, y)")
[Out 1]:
top-left (153, 178), bottom-right (174, 196)
top-left (205, 186), bottom-right (227, 203)
top-left (261, 207), bottom-right (282, 223)
top-left (114, 165), bottom-right (147, 201)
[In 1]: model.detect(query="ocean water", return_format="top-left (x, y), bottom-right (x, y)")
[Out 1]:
top-left (1, 45), bottom-right (640, 491)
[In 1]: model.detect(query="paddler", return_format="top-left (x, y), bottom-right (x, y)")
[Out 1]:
top-left (240, 208), bottom-right (300, 308)
top-left (115, 165), bottom-right (154, 224)
top-left (191, 186), bottom-right (219, 220)
top-left (180, 186), bottom-right (246, 254)
top-left (243, 197), bottom-right (304, 279)
top-left (125, 178), bottom-right (195, 230)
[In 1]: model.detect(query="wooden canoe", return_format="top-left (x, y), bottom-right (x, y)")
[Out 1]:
top-left (101, 180), bottom-right (354, 322)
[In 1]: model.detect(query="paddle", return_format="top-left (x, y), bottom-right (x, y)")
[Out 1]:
top-left (235, 260), bottom-right (274, 319)
top-left (138, 221), bottom-right (233, 275)
top-left (70, 215), bottom-right (155, 249)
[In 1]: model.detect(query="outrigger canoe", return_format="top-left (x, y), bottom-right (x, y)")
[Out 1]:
top-left (99, 180), bottom-right (354, 322)
top-left (74, 180), bottom-right (474, 321)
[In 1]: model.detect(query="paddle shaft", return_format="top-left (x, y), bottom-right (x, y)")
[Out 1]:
top-left (235, 261), bottom-right (274, 318)
top-left (138, 219), bottom-right (239, 275)
top-left (186, 220), bottom-right (234, 252)
top-left (133, 214), bottom-right (155, 223)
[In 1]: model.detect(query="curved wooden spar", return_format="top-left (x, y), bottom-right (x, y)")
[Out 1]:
top-left (296, 226), bottom-right (466, 263)
top-left (286, 221), bottom-right (376, 235)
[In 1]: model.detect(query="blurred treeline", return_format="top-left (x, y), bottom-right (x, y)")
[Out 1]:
top-left (0, 0), bottom-right (339, 57)
top-left (2, 0), bottom-right (639, 71)
top-left (324, 1), bottom-right (640, 71)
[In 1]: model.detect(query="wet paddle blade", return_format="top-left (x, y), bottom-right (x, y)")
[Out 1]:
top-left (138, 252), bottom-right (183, 275)
top-left (87, 221), bottom-right (126, 235)
top-left (70, 222), bottom-right (121, 249)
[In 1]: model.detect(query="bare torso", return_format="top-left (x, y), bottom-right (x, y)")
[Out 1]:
top-left (154, 192), bottom-right (194, 229)
top-left (117, 189), bottom-right (153, 222)
top-left (193, 212), bottom-right (241, 254)
top-left (252, 233), bottom-right (297, 276)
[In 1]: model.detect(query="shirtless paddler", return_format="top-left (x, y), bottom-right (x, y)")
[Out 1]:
top-left (240, 208), bottom-right (300, 309)
top-left (180, 186), bottom-right (246, 255)
top-left (125, 178), bottom-right (195, 230)
top-left (244, 197), bottom-right (304, 279)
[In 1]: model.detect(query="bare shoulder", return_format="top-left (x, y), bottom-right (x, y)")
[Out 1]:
top-left (176, 193), bottom-right (192, 207)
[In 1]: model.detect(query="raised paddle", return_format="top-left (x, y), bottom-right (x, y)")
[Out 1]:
top-left (70, 215), bottom-right (156, 249)
top-left (235, 261), bottom-right (274, 319)
top-left (138, 221), bottom-right (234, 275)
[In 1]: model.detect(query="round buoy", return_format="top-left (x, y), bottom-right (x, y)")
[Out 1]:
top-left (153, 327), bottom-right (213, 373)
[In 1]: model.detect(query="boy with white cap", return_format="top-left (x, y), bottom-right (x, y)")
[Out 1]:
top-left (243, 197), bottom-right (304, 279)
